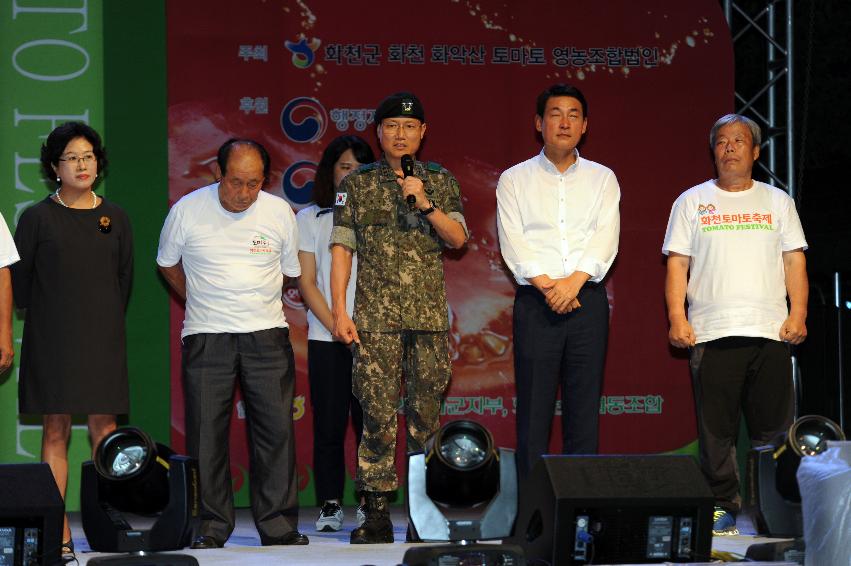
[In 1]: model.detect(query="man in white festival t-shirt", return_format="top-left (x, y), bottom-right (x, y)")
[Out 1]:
top-left (662, 114), bottom-right (808, 537)
top-left (157, 139), bottom-right (307, 548)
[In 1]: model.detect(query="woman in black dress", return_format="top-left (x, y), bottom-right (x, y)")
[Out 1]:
top-left (11, 122), bottom-right (133, 556)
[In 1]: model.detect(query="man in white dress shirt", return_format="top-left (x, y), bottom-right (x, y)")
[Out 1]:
top-left (497, 84), bottom-right (621, 479)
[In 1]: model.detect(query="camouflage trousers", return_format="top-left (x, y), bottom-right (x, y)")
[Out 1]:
top-left (353, 330), bottom-right (451, 492)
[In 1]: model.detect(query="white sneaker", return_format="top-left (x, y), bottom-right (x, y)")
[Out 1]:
top-left (316, 501), bottom-right (344, 532)
top-left (356, 503), bottom-right (366, 528)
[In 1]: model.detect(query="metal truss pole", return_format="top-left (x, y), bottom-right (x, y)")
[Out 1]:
top-left (723, 0), bottom-right (795, 199)
top-left (724, 0), bottom-right (804, 417)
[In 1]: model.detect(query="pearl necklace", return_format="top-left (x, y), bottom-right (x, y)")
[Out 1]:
top-left (55, 188), bottom-right (97, 209)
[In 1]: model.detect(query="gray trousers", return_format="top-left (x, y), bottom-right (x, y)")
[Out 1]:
top-left (182, 327), bottom-right (299, 544)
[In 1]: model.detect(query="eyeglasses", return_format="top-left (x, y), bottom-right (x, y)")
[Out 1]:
top-left (381, 122), bottom-right (421, 135)
top-left (59, 153), bottom-right (97, 165)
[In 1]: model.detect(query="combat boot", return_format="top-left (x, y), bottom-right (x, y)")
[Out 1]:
top-left (350, 492), bottom-right (394, 544)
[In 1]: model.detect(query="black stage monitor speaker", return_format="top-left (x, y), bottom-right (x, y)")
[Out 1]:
top-left (0, 463), bottom-right (64, 566)
top-left (509, 455), bottom-right (714, 565)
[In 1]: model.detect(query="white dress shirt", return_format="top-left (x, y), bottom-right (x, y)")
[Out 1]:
top-left (496, 150), bottom-right (620, 285)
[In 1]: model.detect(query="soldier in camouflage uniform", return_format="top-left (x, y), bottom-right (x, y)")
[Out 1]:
top-left (330, 92), bottom-right (468, 544)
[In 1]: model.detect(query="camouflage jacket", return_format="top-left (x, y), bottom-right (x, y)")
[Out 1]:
top-left (330, 157), bottom-right (466, 331)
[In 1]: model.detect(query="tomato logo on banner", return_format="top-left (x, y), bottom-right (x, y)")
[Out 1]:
top-left (282, 160), bottom-right (317, 204)
top-left (280, 96), bottom-right (327, 143)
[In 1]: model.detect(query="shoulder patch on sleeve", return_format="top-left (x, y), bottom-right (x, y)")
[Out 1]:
top-left (356, 162), bottom-right (377, 174)
top-left (334, 193), bottom-right (348, 206)
top-left (426, 161), bottom-right (443, 172)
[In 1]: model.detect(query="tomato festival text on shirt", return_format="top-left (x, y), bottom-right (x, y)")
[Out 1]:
top-left (698, 208), bottom-right (775, 233)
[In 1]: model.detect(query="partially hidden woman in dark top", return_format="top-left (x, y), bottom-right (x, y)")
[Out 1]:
top-left (11, 122), bottom-right (133, 558)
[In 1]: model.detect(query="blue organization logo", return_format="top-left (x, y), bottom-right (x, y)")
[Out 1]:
top-left (282, 160), bottom-right (317, 205)
top-left (280, 97), bottom-right (327, 143)
top-left (284, 37), bottom-right (320, 69)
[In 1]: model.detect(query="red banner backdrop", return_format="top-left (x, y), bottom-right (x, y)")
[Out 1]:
top-left (166, 0), bottom-right (733, 503)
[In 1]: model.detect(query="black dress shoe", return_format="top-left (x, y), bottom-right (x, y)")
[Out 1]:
top-left (264, 531), bottom-right (309, 546)
top-left (190, 535), bottom-right (223, 549)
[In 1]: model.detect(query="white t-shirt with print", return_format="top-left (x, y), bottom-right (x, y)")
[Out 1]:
top-left (662, 180), bottom-right (807, 343)
top-left (157, 184), bottom-right (301, 338)
top-left (296, 204), bottom-right (357, 342)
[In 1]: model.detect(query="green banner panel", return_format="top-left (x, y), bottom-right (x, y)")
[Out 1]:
top-left (1, 0), bottom-right (104, 511)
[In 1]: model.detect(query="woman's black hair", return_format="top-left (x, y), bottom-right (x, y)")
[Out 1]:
top-left (313, 135), bottom-right (375, 208)
top-left (40, 121), bottom-right (108, 186)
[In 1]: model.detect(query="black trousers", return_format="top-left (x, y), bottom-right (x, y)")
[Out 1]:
top-left (689, 336), bottom-right (793, 514)
top-left (307, 340), bottom-right (363, 502)
top-left (182, 328), bottom-right (299, 544)
top-left (513, 283), bottom-right (609, 480)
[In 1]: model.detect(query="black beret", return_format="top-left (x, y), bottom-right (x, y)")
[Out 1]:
top-left (374, 92), bottom-right (425, 124)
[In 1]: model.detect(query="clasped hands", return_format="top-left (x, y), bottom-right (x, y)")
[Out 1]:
top-left (536, 272), bottom-right (589, 314)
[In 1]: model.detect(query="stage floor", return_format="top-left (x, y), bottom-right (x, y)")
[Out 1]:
top-left (67, 507), bottom-right (798, 565)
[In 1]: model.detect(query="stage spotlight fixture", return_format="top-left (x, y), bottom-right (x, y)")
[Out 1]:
top-left (81, 427), bottom-right (200, 565)
top-left (405, 420), bottom-right (525, 566)
top-left (425, 419), bottom-right (500, 508)
top-left (747, 414), bottom-right (846, 537)
top-left (774, 415), bottom-right (846, 501)
top-left (93, 426), bottom-right (176, 515)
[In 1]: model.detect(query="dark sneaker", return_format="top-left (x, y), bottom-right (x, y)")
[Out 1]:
top-left (315, 501), bottom-right (344, 532)
top-left (712, 507), bottom-right (739, 536)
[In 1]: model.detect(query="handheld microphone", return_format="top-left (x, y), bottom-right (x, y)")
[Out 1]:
top-left (401, 154), bottom-right (416, 208)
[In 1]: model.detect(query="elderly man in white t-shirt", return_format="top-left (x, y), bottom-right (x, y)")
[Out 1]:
top-left (157, 139), bottom-right (307, 548)
top-left (662, 114), bottom-right (808, 536)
